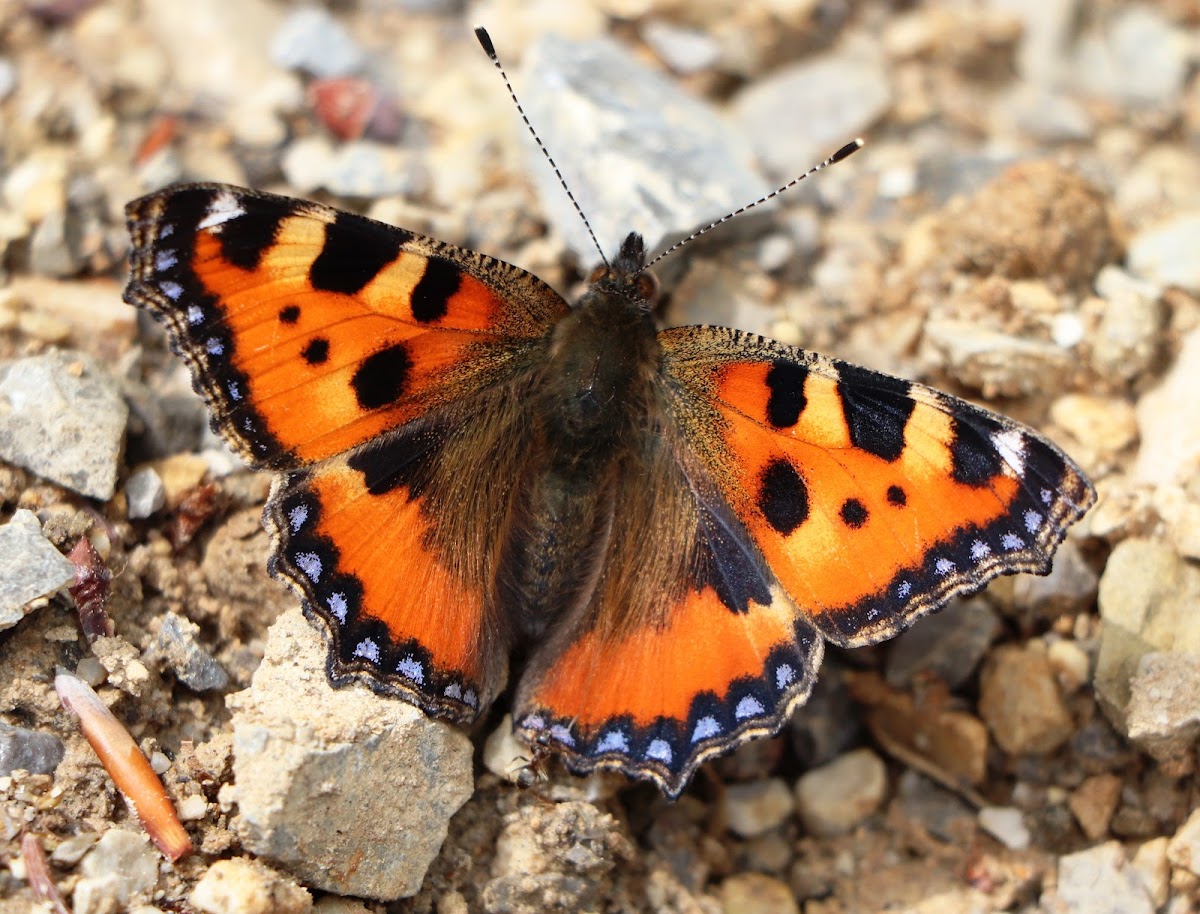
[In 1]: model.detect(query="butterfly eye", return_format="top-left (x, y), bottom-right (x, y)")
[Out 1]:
top-left (635, 272), bottom-right (659, 303)
top-left (587, 264), bottom-right (609, 285)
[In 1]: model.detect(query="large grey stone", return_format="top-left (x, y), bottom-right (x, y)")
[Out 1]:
top-left (0, 509), bottom-right (76, 631)
top-left (228, 608), bottom-right (473, 901)
top-left (0, 350), bottom-right (127, 499)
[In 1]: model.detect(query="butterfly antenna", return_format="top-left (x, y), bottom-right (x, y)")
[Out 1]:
top-left (644, 138), bottom-right (864, 270)
top-left (474, 27), bottom-right (609, 267)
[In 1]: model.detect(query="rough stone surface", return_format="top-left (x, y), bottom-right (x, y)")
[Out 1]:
top-left (1166, 808), bottom-right (1200, 877)
top-left (1133, 326), bottom-right (1200, 487)
top-left (794, 748), bottom-right (887, 837)
top-left (0, 350), bottom-right (127, 499)
top-left (885, 596), bottom-right (1001, 689)
top-left (1124, 652), bottom-right (1200, 776)
top-left (0, 721), bottom-right (64, 776)
top-left (72, 830), bottom-right (161, 914)
top-left (228, 607), bottom-right (474, 901)
top-left (0, 508), bottom-right (77, 631)
top-left (125, 466), bottom-right (166, 518)
top-left (717, 872), bottom-right (800, 914)
top-left (191, 857), bottom-right (313, 914)
top-left (1045, 841), bottom-right (1155, 914)
top-left (977, 807), bottom-right (1030, 850)
top-left (1095, 538), bottom-right (1200, 727)
top-left (153, 611), bottom-right (230, 692)
top-left (978, 644), bottom-right (1073, 755)
top-left (520, 34), bottom-right (766, 263)
top-left (1127, 212), bottom-right (1200, 293)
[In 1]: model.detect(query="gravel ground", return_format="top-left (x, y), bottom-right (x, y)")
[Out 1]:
top-left (1, 2), bottom-right (1199, 913)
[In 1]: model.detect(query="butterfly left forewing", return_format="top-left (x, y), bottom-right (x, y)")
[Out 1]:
top-left (124, 183), bottom-right (568, 469)
top-left (659, 325), bottom-right (1095, 648)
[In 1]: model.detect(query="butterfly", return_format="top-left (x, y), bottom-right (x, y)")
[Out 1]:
top-left (122, 178), bottom-right (1094, 799)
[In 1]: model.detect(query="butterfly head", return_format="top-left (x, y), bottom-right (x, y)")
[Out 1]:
top-left (587, 232), bottom-right (659, 307)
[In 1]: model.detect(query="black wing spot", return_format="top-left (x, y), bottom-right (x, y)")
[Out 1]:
top-left (218, 206), bottom-right (284, 270)
top-left (765, 360), bottom-right (808, 429)
top-left (758, 459), bottom-right (809, 535)
top-left (950, 417), bottom-right (1006, 486)
top-left (310, 212), bottom-right (410, 295)
top-left (278, 304), bottom-right (301, 324)
top-left (302, 338), bottom-right (330, 365)
top-left (411, 258), bottom-right (462, 323)
top-left (836, 364), bottom-right (914, 462)
top-left (887, 485), bottom-right (907, 506)
top-left (351, 343), bottom-right (411, 410)
top-left (840, 498), bottom-right (869, 528)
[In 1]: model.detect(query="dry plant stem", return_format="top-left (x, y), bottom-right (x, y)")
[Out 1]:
top-left (21, 833), bottom-right (71, 914)
top-left (54, 672), bottom-right (193, 861)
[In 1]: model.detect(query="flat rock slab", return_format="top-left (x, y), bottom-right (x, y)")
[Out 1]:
top-left (0, 350), bottom-right (127, 500)
top-left (0, 508), bottom-right (76, 631)
top-left (228, 607), bottom-right (474, 901)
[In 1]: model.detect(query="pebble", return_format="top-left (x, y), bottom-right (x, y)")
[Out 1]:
top-left (1089, 265), bottom-right (1166, 385)
top-left (1072, 5), bottom-right (1190, 107)
top-left (1131, 837), bottom-right (1171, 909)
top-left (520, 33), bottom-right (766, 263)
top-left (978, 806), bottom-right (1031, 850)
top-left (717, 872), bottom-right (799, 914)
top-left (1128, 212), bottom-right (1200, 294)
top-left (1133, 325), bottom-right (1200, 487)
top-left (29, 206), bottom-right (86, 277)
top-left (1046, 841), bottom-right (1155, 914)
top-left (125, 467), bottom-right (166, 519)
top-left (228, 607), bottom-right (473, 901)
top-left (0, 509), bottom-right (77, 631)
top-left (72, 830), bottom-right (160, 914)
top-left (2, 149), bottom-right (68, 223)
top-left (721, 778), bottom-right (794, 839)
top-left (1012, 539), bottom-right (1099, 621)
top-left (641, 19), bottom-right (721, 75)
top-left (1095, 538), bottom-right (1200, 726)
top-left (322, 142), bottom-right (427, 200)
top-left (0, 721), bottom-right (65, 775)
top-left (1125, 652), bottom-right (1200, 776)
top-left (893, 771), bottom-right (974, 843)
top-left (1069, 773), bottom-right (1123, 841)
top-left (788, 658), bottom-right (861, 768)
top-left (0, 57), bottom-right (14, 101)
top-left (884, 596), bottom-right (1001, 689)
top-left (1167, 809), bottom-right (1200, 877)
top-left (732, 44), bottom-right (891, 179)
top-left (0, 350), bottom-right (128, 500)
top-left (979, 644), bottom-right (1073, 755)
top-left (153, 611), bottom-right (230, 692)
top-left (794, 748), bottom-right (887, 837)
top-left (190, 857), bottom-right (312, 914)
top-left (1048, 394), bottom-right (1138, 474)
top-left (270, 7), bottom-right (366, 78)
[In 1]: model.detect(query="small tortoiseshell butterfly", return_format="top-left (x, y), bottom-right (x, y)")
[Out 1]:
top-left (123, 52), bottom-right (1093, 801)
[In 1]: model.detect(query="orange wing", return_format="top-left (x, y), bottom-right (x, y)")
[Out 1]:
top-left (513, 425), bottom-right (824, 797)
top-left (125, 183), bottom-right (568, 719)
top-left (659, 326), bottom-right (1096, 648)
top-left (124, 183), bottom-right (568, 469)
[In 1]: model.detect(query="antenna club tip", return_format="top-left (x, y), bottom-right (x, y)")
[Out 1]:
top-left (832, 138), bottom-right (865, 163)
top-left (474, 27), bottom-right (497, 58)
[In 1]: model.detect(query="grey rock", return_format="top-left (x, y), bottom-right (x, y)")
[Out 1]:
top-left (1128, 212), bottom-right (1200, 294)
top-left (323, 142), bottom-right (427, 200)
top-left (154, 612), bottom-right (230, 692)
top-left (1071, 6), bottom-right (1189, 107)
top-left (794, 748), bottom-right (887, 837)
top-left (1095, 538), bottom-right (1200, 728)
top-left (520, 34), bottom-right (766, 266)
top-left (0, 57), bottom-right (15, 101)
top-left (641, 20), bottom-right (721, 75)
top-left (0, 509), bottom-right (76, 631)
top-left (0, 721), bottom-right (65, 775)
top-left (720, 778), bottom-right (794, 838)
top-left (732, 44), bottom-right (890, 179)
top-left (986, 0), bottom-right (1078, 84)
top-left (29, 207), bottom-right (85, 277)
top-left (0, 350), bottom-right (127, 500)
top-left (977, 806), bottom-right (1030, 850)
top-left (125, 467), bottom-right (166, 519)
top-left (270, 7), bottom-right (365, 79)
top-left (229, 607), bottom-right (473, 901)
top-left (1125, 652), bottom-right (1200, 776)
top-left (789, 657), bottom-right (861, 768)
top-left (1046, 841), bottom-right (1155, 914)
top-left (885, 597), bottom-right (1001, 690)
top-left (1012, 539), bottom-right (1099, 620)
top-left (72, 829), bottom-right (160, 914)
top-left (894, 771), bottom-right (973, 843)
